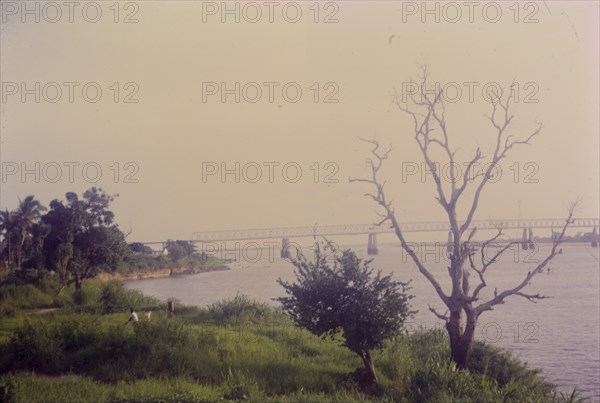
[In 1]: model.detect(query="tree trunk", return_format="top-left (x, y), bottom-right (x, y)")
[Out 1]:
top-left (446, 309), bottom-right (477, 369)
top-left (59, 268), bottom-right (68, 286)
top-left (74, 274), bottom-right (85, 290)
top-left (7, 236), bottom-right (12, 268)
top-left (16, 241), bottom-right (22, 268)
top-left (360, 350), bottom-right (377, 384)
top-left (17, 231), bottom-right (26, 268)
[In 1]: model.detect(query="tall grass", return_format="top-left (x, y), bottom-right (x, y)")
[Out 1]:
top-left (0, 279), bottom-right (162, 316)
top-left (0, 291), bottom-right (587, 402)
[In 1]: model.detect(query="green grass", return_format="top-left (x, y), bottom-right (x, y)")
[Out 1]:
top-left (0, 279), bottom-right (163, 316)
top-left (0, 315), bottom-right (25, 344)
top-left (0, 374), bottom-right (388, 403)
top-left (0, 285), bottom-right (587, 402)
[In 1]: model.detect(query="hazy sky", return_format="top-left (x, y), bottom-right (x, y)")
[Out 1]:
top-left (1, 0), bottom-right (598, 243)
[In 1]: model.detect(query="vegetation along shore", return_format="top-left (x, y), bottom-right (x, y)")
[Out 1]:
top-left (0, 189), bottom-right (588, 402)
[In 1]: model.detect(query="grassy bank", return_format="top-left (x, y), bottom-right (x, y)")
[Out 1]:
top-left (0, 277), bottom-right (162, 318)
top-left (0, 284), bottom-right (586, 402)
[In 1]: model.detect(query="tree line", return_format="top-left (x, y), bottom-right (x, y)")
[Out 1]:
top-left (0, 187), bottom-right (201, 290)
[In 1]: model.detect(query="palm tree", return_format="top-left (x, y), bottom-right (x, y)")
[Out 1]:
top-left (0, 209), bottom-right (16, 268)
top-left (14, 196), bottom-right (47, 268)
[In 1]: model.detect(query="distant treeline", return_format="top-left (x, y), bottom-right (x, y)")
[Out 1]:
top-left (0, 187), bottom-right (220, 290)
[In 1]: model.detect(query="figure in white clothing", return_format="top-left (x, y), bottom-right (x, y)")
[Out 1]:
top-left (125, 308), bottom-right (139, 324)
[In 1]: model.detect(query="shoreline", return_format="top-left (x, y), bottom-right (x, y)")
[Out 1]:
top-left (96, 264), bottom-right (230, 282)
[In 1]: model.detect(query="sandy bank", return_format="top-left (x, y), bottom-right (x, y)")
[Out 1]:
top-left (96, 265), bottom-right (230, 282)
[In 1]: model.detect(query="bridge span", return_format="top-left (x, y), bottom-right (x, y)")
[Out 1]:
top-left (191, 218), bottom-right (599, 242)
top-left (141, 218), bottom-right (599, 256)
top-left (186, 218), bottom-right (598, 256)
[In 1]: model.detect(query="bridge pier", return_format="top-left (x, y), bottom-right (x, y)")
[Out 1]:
top-left (592, 228), bottom-right (598, 248)
top-left (281, 238), bottom-right (290, 258)
top-left (528, 227), bottom-right (534, 249)
top-left (367, 233), bottom-right (378, 255)
top-left (521, 228), bottom-right (529, 250)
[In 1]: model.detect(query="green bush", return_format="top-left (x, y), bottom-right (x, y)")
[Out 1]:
top-left (0, 284), bottom-right (55, 310)
top-left (63, 280), bottom-right (161, 314)
top-left (205, 294), bottom-right (279, 324)
top-left (99, 281), bottom-right (129, 314)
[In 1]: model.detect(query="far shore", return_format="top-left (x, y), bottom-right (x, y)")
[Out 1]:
top-left (96, 264), bottom-right (230, 282)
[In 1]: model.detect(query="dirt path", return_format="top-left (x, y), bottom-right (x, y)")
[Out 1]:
top-left (28, 308), bottom-right (60, 315)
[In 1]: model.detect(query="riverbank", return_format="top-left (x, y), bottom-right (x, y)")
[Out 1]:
top-left (120, 243), bottom-right (600, 400)
top-left (96, 264), bottom-right (230, 282)
top-left (0, 291), bottom-right (582, 403)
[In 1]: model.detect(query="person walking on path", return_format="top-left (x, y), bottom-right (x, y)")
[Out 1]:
top-left (125, 308), bottom-right (139, 324)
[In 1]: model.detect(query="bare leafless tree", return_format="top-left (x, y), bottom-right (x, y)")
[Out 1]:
top-left (350, 67), bottom-right (578, 368)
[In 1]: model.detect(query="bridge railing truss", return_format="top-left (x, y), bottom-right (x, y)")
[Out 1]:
top-left (191, 218), bottom-right (599, 242)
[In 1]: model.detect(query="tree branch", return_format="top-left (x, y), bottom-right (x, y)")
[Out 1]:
top-left (514, 291), bottom-right (550, 303)
top-left (349, 137), bottom-right (451, 307)
top-left (429, 305), bottom-right (449, 321)
top-left (475, 201), bottom-right (579, 314)
top-left (460, 90), bottom-right (542, 236)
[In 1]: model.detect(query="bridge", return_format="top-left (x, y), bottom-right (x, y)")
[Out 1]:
top-left (186, 218), bottom-right (599, 256)
top-left (191, 218), bottom-right (599, 241)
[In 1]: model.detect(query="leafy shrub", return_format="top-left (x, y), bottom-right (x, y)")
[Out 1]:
top-left (0, 284), bottom-right (55, 310)
top-left (59, 280), bottom-right (160, 314)
top-left (278, 245), bottom-right (415, 384)
top-left (99, 281), bottom-right (129, 314)
top-left (207, 294), bottom-right (277, 324)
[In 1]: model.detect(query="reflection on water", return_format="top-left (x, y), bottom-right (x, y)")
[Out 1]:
top-left (125, 242), bottom-right (600, 400)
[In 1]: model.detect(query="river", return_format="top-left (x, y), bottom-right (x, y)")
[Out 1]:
top-left (125, 241), bottom-right (600, 400)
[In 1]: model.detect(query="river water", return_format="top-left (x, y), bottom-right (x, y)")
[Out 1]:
top-left (125, 241), bottom-right (600, 400)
